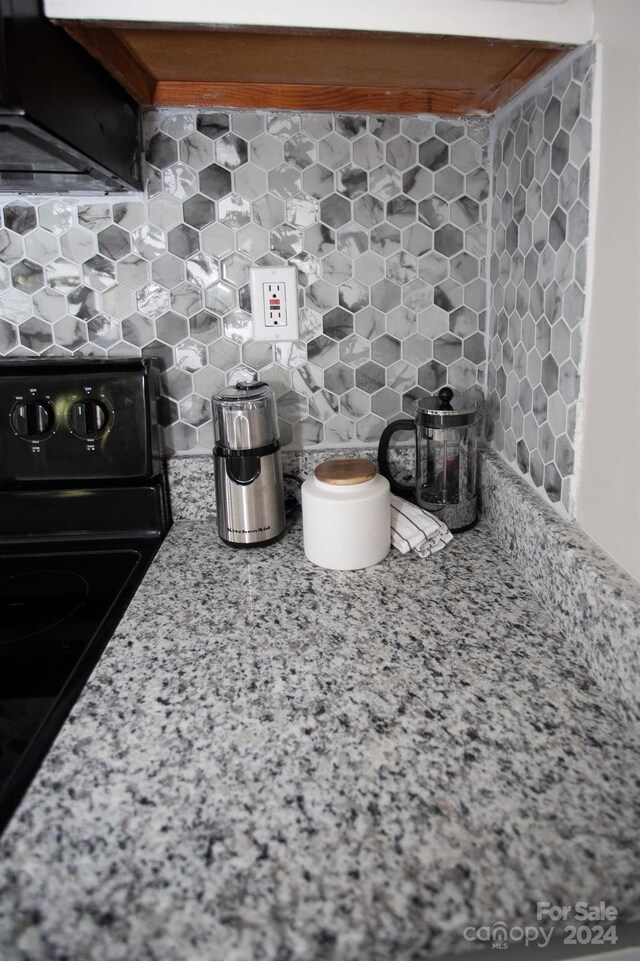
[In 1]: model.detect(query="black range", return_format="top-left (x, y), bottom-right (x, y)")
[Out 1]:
top-left (0, 358), bottom-right (171, 833)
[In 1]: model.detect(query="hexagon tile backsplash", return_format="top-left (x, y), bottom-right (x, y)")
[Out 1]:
top-left (487, 46), bottom-right (594, 516)
top-left (0, 45), bottom-right (594, 519)
top-left (0, 110), bottom-right (490, 454)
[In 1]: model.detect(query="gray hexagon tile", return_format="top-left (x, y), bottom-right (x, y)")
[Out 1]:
top-left (487, 46), bottom-right (594, 517)
top-left (0, 58), bottom-right (593, 463)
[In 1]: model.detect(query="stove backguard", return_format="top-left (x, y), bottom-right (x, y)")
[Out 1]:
top-left (0, 358), bottom-right (164, 485)
top-left (0, 357), bottom-right (171, 545)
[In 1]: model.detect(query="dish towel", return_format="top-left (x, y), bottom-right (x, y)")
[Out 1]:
top-left (390, 494), bottom-right (453, 558)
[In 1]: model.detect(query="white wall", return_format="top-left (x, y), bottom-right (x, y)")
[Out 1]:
top-left (575, 0), bottom-right (640, 581)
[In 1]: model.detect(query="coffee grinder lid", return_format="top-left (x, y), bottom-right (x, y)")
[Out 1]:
top-left (212, 380), bottom-right (279, 451)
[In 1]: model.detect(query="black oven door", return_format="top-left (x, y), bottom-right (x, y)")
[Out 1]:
top-left (0, 541), bottom-right (157, 834)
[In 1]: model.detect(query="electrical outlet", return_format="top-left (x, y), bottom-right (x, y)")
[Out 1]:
top-left (250, 266), bottom-right (299, 342)
top-left (263, 282), bottom-right (286, 327)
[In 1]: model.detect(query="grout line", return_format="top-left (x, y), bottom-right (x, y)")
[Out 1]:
top-left (0, 194), bottom-right (143, 203)
top-left (482, 113), bottom-right (496, 408)
top-left (571, 44), bottom-right (600, 520)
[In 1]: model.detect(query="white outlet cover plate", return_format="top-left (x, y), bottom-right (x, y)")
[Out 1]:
top-left (250, 265), bottom-right (299, 342)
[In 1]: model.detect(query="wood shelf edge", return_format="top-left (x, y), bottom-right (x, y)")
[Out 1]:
top-left (61, 22), bottom-right (575, 116)
top-left (153, 81), bottom-right (483, 116)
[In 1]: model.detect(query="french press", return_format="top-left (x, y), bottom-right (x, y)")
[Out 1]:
top-left (378, 387), bottom-right (479, 532)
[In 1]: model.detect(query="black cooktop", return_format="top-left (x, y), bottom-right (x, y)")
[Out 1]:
top-left (0, 544), bottom-right (155, 830)
top-left (0, 358), bottom-right (171, 836)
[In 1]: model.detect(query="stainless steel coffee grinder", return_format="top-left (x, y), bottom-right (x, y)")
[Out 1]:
top-left (212, 381), bottom-right (286, 547)
top-left (378, 387), bottom-right (480, 532)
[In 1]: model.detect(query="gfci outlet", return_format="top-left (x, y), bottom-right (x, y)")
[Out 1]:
top-left (263, 282), bottom-right (286, 327)
top-left (250, 266), bottom-right (299, 342)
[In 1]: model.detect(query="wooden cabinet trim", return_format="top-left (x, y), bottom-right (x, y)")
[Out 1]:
top-left (61, 23), bottom-right (571, 116)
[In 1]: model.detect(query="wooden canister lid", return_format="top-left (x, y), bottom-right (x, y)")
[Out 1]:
top-left (315, 458), bottom-right (376, 486)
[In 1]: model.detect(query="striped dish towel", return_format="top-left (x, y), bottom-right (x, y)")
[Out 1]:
top-left (390, 494), bottom-right (453, 558)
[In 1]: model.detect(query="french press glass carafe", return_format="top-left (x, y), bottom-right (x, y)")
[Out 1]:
top-left (378, 387), bottom-right (479, 532)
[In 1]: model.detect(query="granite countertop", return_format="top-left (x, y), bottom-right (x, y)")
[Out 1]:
top-left (1, 516), bottom-right (640, 961)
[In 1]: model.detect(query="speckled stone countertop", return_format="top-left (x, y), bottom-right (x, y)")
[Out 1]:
top-left (1, 517), bottom-right (640, 961)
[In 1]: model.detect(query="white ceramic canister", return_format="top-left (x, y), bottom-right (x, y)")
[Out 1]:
top-left (302, 458), bottom-right (390, 570)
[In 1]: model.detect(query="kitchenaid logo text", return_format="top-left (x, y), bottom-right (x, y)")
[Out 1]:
top-left (227, 526), bottom-right (271, 534)
top-left (463, 901), bottom-right (618, 950)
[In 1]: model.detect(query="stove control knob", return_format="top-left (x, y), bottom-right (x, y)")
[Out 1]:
top-left (11, 400), bottom-right (54, 438)
top-left (69, 399), bottom-right (110, 438)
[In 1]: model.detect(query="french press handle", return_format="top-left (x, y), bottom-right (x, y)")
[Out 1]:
top-left (377, 419), bottom-right (416, 498)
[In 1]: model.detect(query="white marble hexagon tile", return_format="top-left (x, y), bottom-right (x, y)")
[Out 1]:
top-left (0, 111), bottom-right (490, 453)
top-left (0, 44), bottom-right (594, 524)
top-left (487, 46), bottom-right (594, 515)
